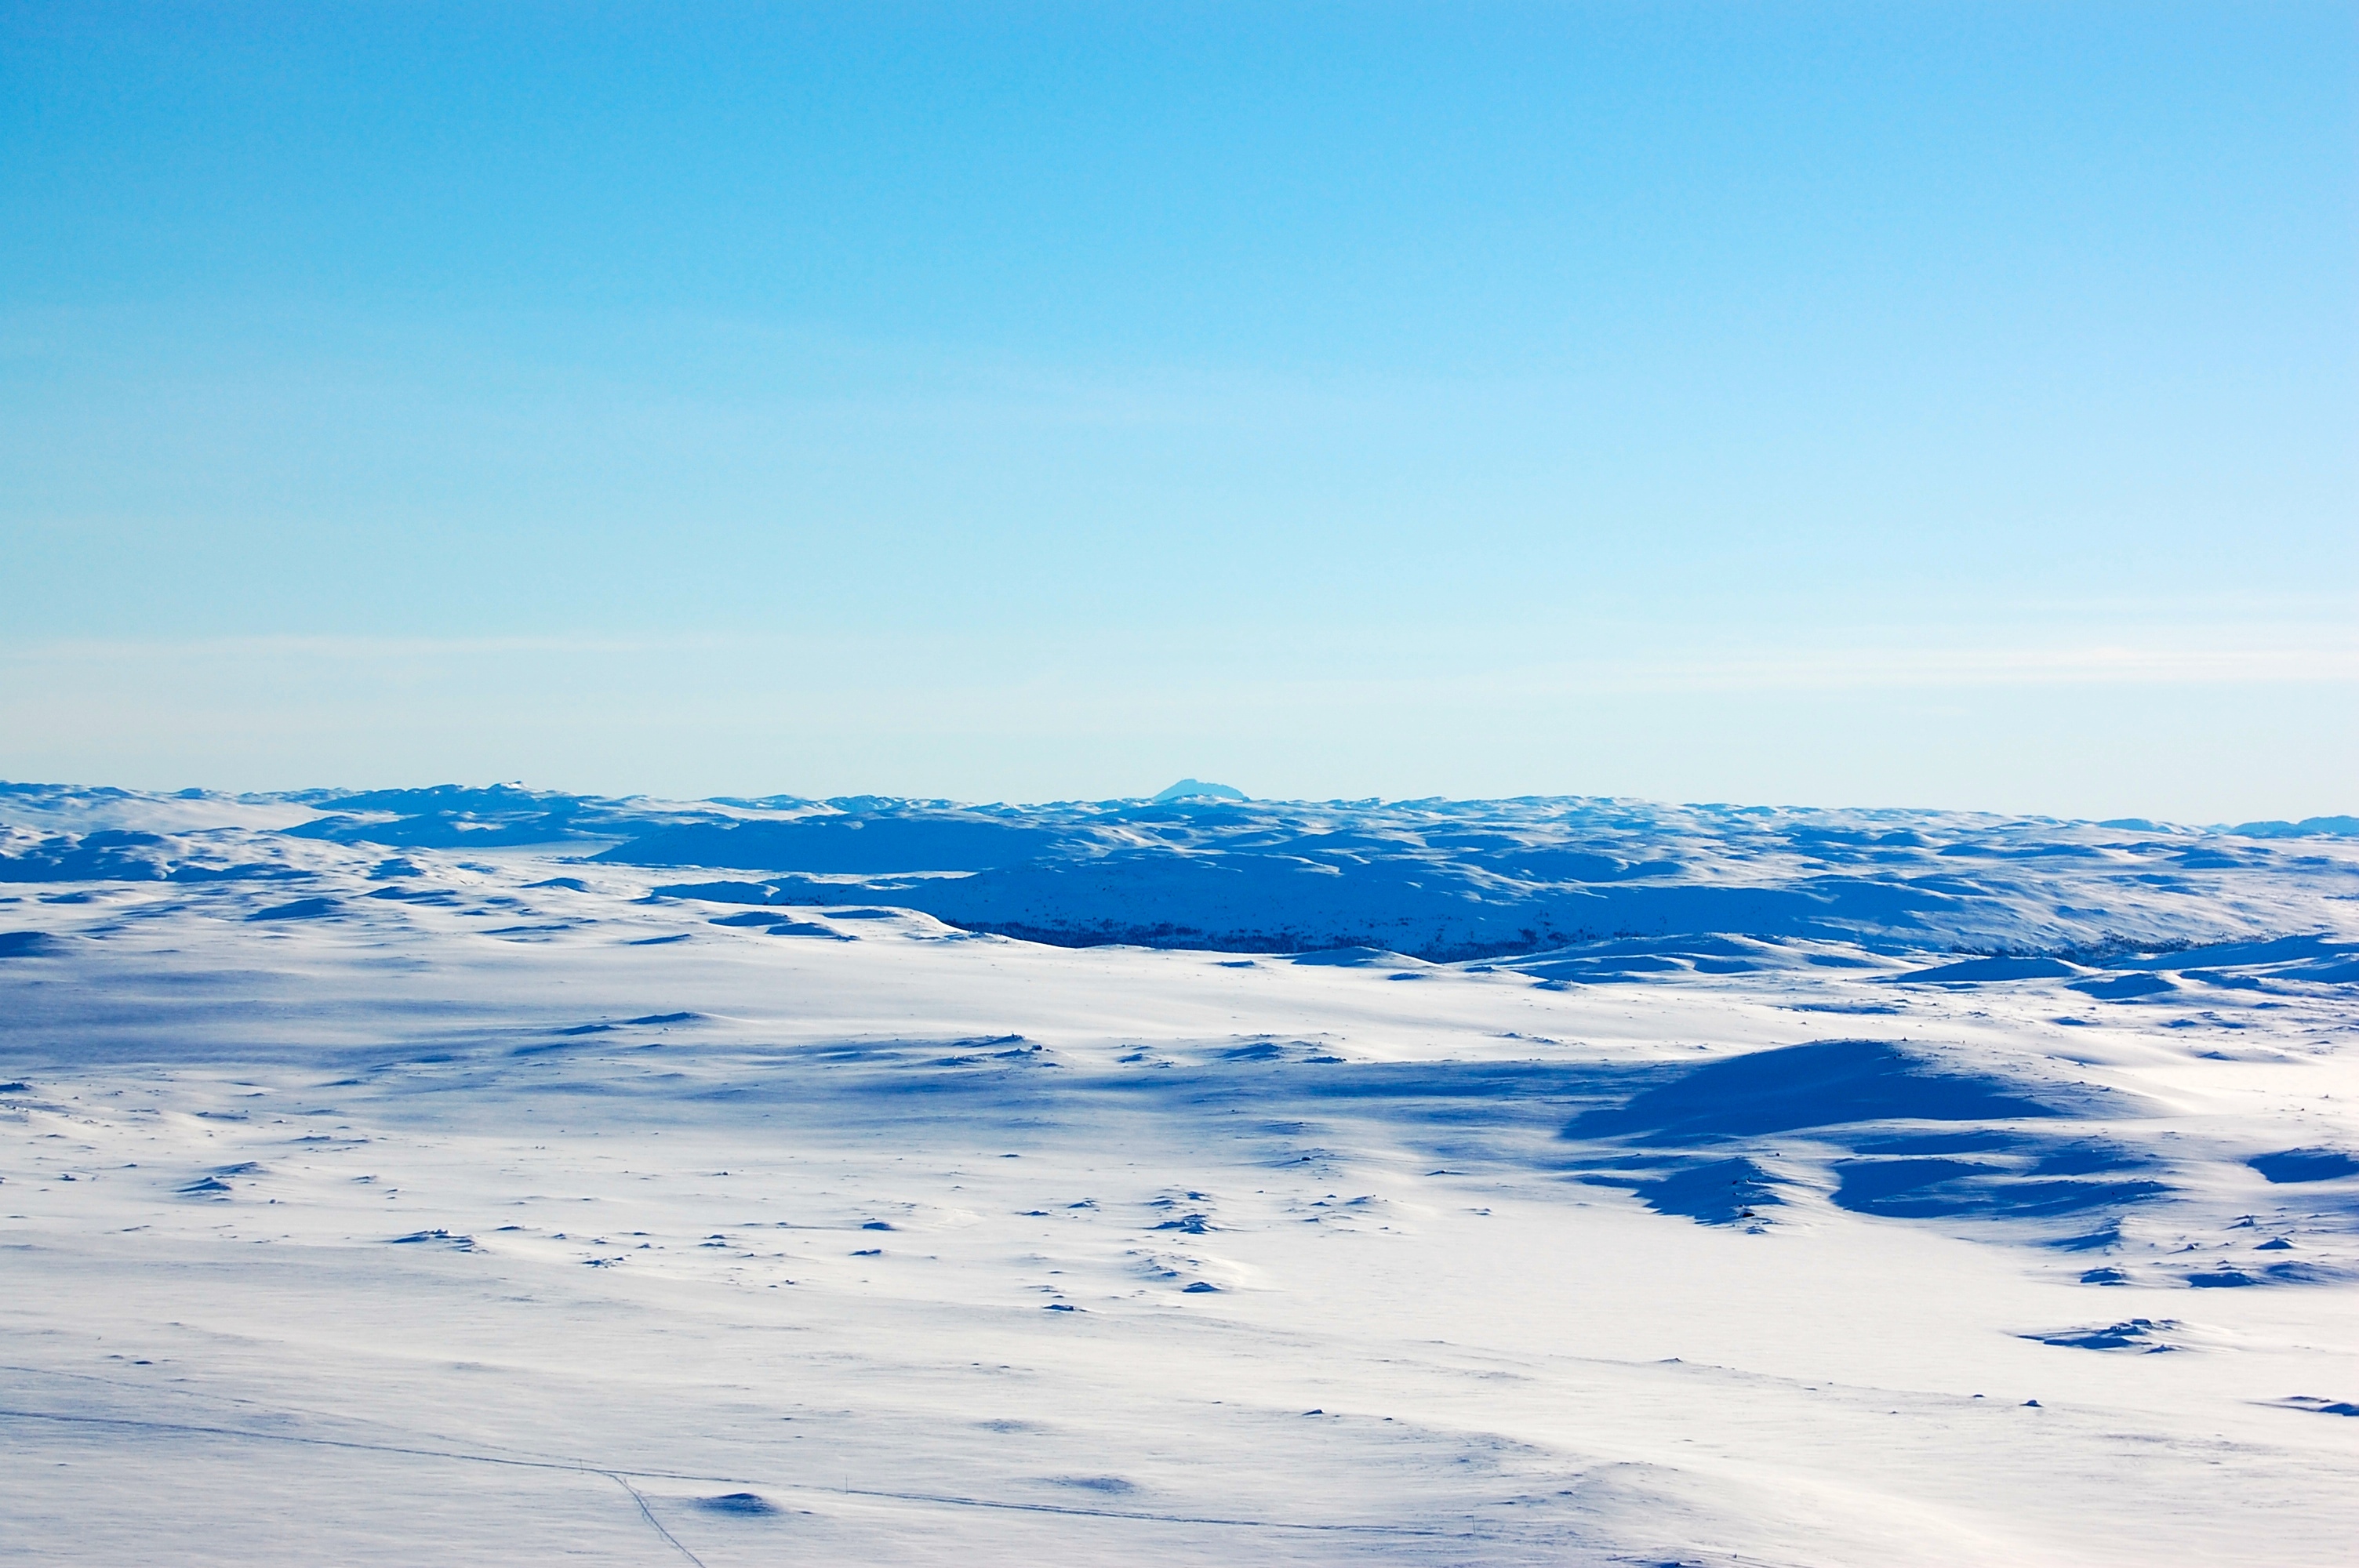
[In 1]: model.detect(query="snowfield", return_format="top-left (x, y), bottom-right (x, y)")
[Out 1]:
top-left (2, 786), bottom-right (2355, 1566)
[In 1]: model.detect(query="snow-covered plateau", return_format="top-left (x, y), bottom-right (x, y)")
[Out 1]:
top-left (2, 783), bottom-right (2355, 1566)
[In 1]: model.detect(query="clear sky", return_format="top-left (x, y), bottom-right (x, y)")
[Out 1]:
top-left (3, 2), bottom-right (2353, 819)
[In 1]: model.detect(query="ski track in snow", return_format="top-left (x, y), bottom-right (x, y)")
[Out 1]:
top-left (2, 787), bottom-right (2356, 1565)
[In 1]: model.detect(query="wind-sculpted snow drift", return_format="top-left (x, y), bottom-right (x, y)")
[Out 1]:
top-left (2, 782), bottom-right (2356, 1566)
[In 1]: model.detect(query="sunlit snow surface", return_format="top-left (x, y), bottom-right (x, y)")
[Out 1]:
top-left (3, 788), bottom-right (2357, 1566)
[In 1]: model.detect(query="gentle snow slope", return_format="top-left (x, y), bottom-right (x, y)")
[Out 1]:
top-left (1, 789), bottom-right (2354, 1566)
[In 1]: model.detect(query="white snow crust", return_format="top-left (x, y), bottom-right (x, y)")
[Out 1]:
top-left (2, 786), bottom-right (2355, 1565)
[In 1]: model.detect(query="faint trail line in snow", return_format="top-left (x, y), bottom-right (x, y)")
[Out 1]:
top-left (0, 1404), bottom-right (751, 1485)
top-left (2, 1405), bottom-right (722, 1562)
top-left (611, 1474), bottom-right (709, 1567)
top-left (0, 1406), bottom-right (1463, 1540)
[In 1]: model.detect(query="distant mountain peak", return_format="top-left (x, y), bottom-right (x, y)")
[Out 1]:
top-left (1151, 779), bottom-right (1247, 803)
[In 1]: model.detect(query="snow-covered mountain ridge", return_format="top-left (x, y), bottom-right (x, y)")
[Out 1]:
top-left (5, 782), bottom-right (2356, 960)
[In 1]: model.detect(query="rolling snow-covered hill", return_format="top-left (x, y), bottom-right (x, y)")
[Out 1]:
top-left (9, 779), bottom-right (2359, 957)
top-left (2, 783), bottom-right (2354, 1566)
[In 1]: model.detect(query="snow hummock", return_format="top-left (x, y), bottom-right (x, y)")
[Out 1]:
top-left (1, 782), bottom-right (2354, 1565)
top-left (1151, 779), bottom-right (1249, 803)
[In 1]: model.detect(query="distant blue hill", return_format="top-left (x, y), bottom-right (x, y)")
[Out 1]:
top-left (1152, 779), bottom-right (1248, 802)
top-left (2230, 815), bottom-right (2359, 839)
top-left (6, 784), bottom-right (2353, 964)
top-left (581, 794), bottom-right (2357, 960)
top-left (600, 812), bottom-right (1083, 875)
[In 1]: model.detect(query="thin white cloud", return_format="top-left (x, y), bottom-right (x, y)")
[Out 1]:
top-left (5, 629), bottom-right (2354, 693)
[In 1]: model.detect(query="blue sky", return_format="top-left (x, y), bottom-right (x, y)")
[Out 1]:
top-left (2, 2), bottom-right (2352, 818)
